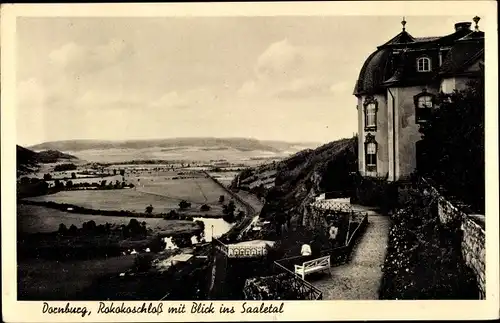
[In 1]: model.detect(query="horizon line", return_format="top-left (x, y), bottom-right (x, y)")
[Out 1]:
top-left (21, 135), bottom-right (337, 148)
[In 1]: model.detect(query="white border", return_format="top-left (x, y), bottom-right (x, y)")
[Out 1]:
top-left (1, 1), bottom-right (499, 322)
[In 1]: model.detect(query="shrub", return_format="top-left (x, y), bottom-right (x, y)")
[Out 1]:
top-left (179, 200), bottom-right (191, 210)
top-left (200, 204), bottom-right (211, 212)
top-left (134, 254), bottom-right (154, 272)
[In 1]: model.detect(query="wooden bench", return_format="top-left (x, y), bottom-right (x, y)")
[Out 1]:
top-left (294, 255), bottom-right (331, 280)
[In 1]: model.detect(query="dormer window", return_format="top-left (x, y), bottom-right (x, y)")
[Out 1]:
top-left (363, 96), bottom-right (378, 131)
top-left (414, 91), bottom-right (435, 123)
top-left (417, 57), bottom-right (431, 72)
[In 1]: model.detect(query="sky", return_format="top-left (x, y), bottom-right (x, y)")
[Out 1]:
top-left (16, 15), bottom-right (474, 146)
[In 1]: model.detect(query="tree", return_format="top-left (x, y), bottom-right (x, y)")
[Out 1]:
top-left (179, 200), bottom-right (191, 210)
top-left (418, 79), bottom-right (484, 213)
top-left (20, 177), bottom-right (30, 185)
top-left (54, 179), bottom-right (63, 188)
top-left (218, 195), bottom-right (225, 203)
top-left (127, 218), bottom-right (146, 237)
top-left (71, 172), bottom-right (77, 179)
top-left (145, 205), bottom-right (154, 214)
top-left (200, 204), bottom-right (211, 212)
top-left (68, 224), bottom-right (78, 235)
top-left (43, 173), bottom-right (52, 181)
top-left (65, 180), bottom-right (73, 188)
top-left (222, 200), bottom-right (237, 223)
top-left (113, 169), bottom-right (117, 175)
top-left (58, 223), bottom-right (68, 234)
top-left (120, 169), bottom-right (125, 176)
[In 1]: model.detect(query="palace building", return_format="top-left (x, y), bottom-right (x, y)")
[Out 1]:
top-left (353, 17), bottom-right (484, 181)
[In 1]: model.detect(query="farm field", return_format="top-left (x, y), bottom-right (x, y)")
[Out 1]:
top-left (207, 171), bottom-right (238, 187)
top-left (46, 174), bottom-right (125, 186)
top-left (23, 189), bottom-right (180, 213)
top-left (18, 255), bottom-right (136, 300)
top-left (128, 170), bottom-right (244, 211)
top-left (17, 204), bottom-right (200, 237)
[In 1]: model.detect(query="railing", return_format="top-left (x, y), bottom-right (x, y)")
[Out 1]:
top-left (211, 213), bottom-right (368, 300)
top-left (212, 238), bottom-right (229, 255)
top-left (273, 261), bottom-right (323, 300)
top-left (320, 213), bottom-right (369, 266)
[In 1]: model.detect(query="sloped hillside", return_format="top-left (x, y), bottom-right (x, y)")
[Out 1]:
top-left (17, 145), bottom-right (39, 175)
top-left (36, 150), bottom-right (77, 163)
top-left (232, 136), bottom-right (358, 230)
top-left (16, 145), bottom-right (78, 176)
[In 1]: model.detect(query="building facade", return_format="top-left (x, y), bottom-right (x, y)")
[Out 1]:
top-left (354, 18), bottom-right (484, 181)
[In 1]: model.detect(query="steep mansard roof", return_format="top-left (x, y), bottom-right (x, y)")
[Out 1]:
top-left (353, 24), bottom-right (484, 96)
top-left (440, 36), bottom-right (484, 76)
top-left (353, 48), bottom-right (393, 96)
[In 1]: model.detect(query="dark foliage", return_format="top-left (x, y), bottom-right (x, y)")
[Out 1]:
top-left (200, 204), bottom-right (211, 212)
top-left (259, 137), bottom-right (357, 230)
top-left (379, 188), bottom-right (479, 299)
top-left (134, 254), bottom-right (154, 272)
top-left (417, 79), bottom-right (484, 213)
top-left (179, 200), bottom-right (192, 210)
top-left (54, 163), bottom-right (77, 171)
top-left (222, 200), bottom-right (236, 223)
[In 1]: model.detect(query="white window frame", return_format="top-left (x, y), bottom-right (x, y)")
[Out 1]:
top-left (366, 142), bottom-right (377, 167)
top-left (417, 95), bottom-right (433, 109)
top-left (417, 57), bottom-right (432, 72)
top-left (366, 103), bottom-right (376, 128)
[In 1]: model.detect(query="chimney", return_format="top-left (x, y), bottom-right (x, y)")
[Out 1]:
top-left (454, 22), bottom-right (472, 32)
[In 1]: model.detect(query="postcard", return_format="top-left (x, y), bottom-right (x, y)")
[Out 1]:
top-left (1, 1), bottom-right (498, 322)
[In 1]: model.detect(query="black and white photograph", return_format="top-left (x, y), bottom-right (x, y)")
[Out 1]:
top-left (1, 1), bottom-right (498, 321)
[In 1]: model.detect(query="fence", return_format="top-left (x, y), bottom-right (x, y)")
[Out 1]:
top-left (212, 212), bottom-right (368, 300)
top-left (320, 212), bottom-right (369, 266)
top-left (272, 261), bottom-right (323, 300)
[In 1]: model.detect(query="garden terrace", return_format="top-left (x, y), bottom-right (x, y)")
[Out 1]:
top-left (238, 205), bottom-right (374, 300)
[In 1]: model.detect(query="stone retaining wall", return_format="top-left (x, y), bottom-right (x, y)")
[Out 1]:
top-left (420, 178), bottom-right (486, 299)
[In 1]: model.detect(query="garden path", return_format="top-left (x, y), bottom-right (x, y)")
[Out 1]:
top-left (310, 211), bottom-right (390, 300)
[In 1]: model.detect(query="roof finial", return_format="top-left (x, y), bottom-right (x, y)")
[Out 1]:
top-left (401, 17), bottom-right (407, 31)
top-left (473, 16), bottom-right (480, 31)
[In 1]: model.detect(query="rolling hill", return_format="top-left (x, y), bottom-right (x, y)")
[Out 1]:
top-left (28, 137), bottom-right (321, 153)
top-left (231, 136), bottom-right (358, 234)
top-left (17, 145), bottom-right (78, 175)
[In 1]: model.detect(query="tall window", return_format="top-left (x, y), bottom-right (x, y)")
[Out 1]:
top-left (365, 134), bottom-right (377, 173)
top-left (414, 92), bottom-right (435, 123)
top-left (363, 97), bottom-right (378, 131)
top-left (366, 104), bottom-right (376, 127)
top-left (417, 57), bottom-right (431, 72)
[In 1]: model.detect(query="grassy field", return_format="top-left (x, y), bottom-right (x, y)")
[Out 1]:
top-left (24, 189), bottom-right (180, 213)
top-left (129, 171), bottom-right (223, 202)
top-left (17, 204), bottom-right (200, 236)
top-left (17, 255), bottom-right (136, 300)
top-left (206, 171), bottom-right (238, 187)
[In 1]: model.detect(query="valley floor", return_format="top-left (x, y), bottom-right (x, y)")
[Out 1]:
top-left (310, 213), bottom-right (390, 300)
